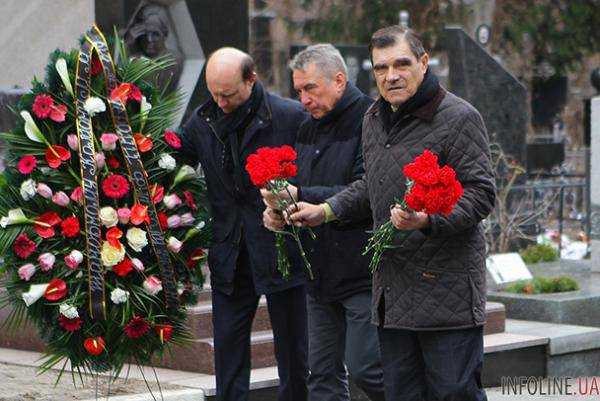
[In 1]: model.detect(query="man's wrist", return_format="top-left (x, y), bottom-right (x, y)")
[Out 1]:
top-left (321, 202), bottom-right (337, 223)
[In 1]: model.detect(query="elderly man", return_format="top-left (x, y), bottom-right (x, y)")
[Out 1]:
top-left (180, 47), bottom-right (308, 401)
top-left (288, 27), bottom-right (495, 401)
top-left (262, 44), bottom-right (385, 401)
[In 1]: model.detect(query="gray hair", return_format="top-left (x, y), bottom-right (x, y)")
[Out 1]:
top-left (289, 43), bottom-right (347, 79)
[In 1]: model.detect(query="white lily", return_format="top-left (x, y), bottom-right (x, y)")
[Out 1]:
top-left (140, 96), bottom-right (152, 131)
top-left (22, 283), bottom-right (49, 307)
top-left (0, 208), bottom-right (30, 228)
top-left (20, 111), bottom-right (46, 143)
top-left (172, 165), bottom-right (197, 188)
top-left (84, 97), bottom-right (106, 116)
top-left (55, 58), bottom-right (74, 98)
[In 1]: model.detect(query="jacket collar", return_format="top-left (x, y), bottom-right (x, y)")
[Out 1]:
top-left (314, 81), bottom-right (363, 126)
top-left (366, 86), bottom-right (446, 123)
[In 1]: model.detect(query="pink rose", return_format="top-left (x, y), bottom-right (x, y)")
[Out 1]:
top-left (143, 275), bottom-right (162, 295)
top-left (180, 212), bottom-right (194, 226)
top-left (95, 152), bottom-right (106, 169)
top-left (163, 194), bottom-right (182, 210)
top-left (167, 215), bottom-right (181, 228)
top-left (18, 263), bottom-right (36, 281)
top-left (131, 258), bottom-right (144, 272)
top-left (70, 186), bottom-right (83, 204)
top-left (167, 236), bottom-right (182, 253)
top-left (38, 252), bottom-right (56, 272)
top-left (117, 207), bottom-right (131, 225)
top-left (52, 191), bottom-right (70, 207)
top-left (36, 182), bottom-right (53, 199)
top-left (100, 133), bottom-right (119, 151)
top-left (67, 134), bottom-right (79, 152)
top-left (64, 250), bottom-right (84, 269)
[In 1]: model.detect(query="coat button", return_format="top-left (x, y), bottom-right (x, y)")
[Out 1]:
top-left (385, 143), bottom-right (391, 149)
top-left (385, 286), bottom-right (391, 292)
top-left (379, 178), bottom-right (384, 184)
top-left (315, 150), bottom-right (320, 155)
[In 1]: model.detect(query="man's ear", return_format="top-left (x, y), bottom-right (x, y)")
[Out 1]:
top-left (247, 71), bottom-right (257, 85)
top-left (335, 72), bottom-right (346, 91)
top-left (420, 53), bottom-right (429, 74)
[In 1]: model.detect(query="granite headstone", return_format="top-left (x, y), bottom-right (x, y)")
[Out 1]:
top-left (443, 27), bottom-right (528, 166)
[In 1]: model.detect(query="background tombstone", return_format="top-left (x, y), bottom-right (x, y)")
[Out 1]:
top-left (443, 27), bottom-right (528, 167)
top-left (589, 72), bottom-right (600, 272)
top-left (96, 0), bottom-right (248, 124)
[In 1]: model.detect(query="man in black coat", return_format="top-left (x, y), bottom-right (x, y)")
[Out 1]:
top-left (262, 44), bottom-right (385, 401)
top-left (287, 27), bottom-right (494, 401)
top-left (180, 47), bottom-right (308, 401)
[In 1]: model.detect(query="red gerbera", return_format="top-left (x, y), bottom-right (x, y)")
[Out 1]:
top-left (32, 94), bottom-right (54, 119)
top-left (58, 315), bottom-right (82, 332)
top-left (61, 216), bottom-right (80, 238)
top-left (163, 130), bottom-right (181, 149)
top-left (158, 212), bottom-right (169, 230)
top-left (186, 248), bottom-right (206, 269)
top-left (102, 174), bottom-right (130, 199)
top-left (13, 233), bottom-right (36, 259)
top-left (34, 211), bottom-right (62, 239)
top-left (44, 278), bottom-right (67, 301)
top-left (107, 155), bottom-right (120, 169)
top-left (49, 103), bottom-right (68, 123)
top-left (113, 257), bottom-right (133, 277)
top-left (133, 133), bottom-right (153, 153)
top-left (45, 145), bottom-right (71, 169)
top-left (84, 336), bottom-right (105, 356)
top-left (124, 316), bottom-right (150, 339)
top-left (149, 183), bottom-right (164, 204)
top-left (110, 83), bottom-right (142, 104)
top-left (106, 226), bottom-right (123, 249)
top-left (17, 155), bottom-right (37, 174)
top-left (155, 324), bottom-right (173, 343)
top-left (183, 191), bottom-right (197, 210)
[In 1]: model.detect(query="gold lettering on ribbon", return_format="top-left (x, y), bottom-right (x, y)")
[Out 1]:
top-left (85, 26), bottom-right (179, 312)
top-left (75, 41), bottom-right (106, 320)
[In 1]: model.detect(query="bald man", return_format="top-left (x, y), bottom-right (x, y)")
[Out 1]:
top-left (180, 48), bottom-right (309, 401)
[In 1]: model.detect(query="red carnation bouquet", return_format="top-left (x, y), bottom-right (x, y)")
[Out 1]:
top-left (246, 145), bottom-right (315, 279)
top-left (364, 150), bottom-right (463, 272)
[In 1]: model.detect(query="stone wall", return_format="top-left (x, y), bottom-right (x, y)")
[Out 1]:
top-left (0, 0), bottom-right (94, 89)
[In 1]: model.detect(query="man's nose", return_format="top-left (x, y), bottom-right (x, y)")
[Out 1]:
top-left (218, 98), bottom-right (228, 109)
top-left (300, 93), bottom-right (311, 107)
top-left (385, 67), bottom-right (400, 83)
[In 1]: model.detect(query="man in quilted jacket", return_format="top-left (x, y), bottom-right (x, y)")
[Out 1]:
top-left (287, 26), bottom-right (495, 401)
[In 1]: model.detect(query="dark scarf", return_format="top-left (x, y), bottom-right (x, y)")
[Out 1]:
top-left (380, 69), bottom-right (440, 132)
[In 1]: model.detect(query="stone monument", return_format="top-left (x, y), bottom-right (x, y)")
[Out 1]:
top-left (589, 70), bottom-right (600, 272)
top-left (443, 27), bottom-right (528, 166)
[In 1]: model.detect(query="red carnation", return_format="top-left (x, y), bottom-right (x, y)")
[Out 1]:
top-left (163, 130), bottom-right (181, 149)
top-left (245, 145), bottom-right (298, 187)
top-left (107, 155), bottom-right (120, 169)
top-left (113, 257), bottom-right (133, 277)
top-left (403, 150), bottom-right (440, 186)
top-left (155, 324), bottom-right (173, 343)
top-left (124, 316), bottom-right (150, 339)
top-left (13, 233), bottom-right (36, 259)
top-left (150, 184), bottom-right (164, 204)
top-left (102, 174), bottom-right (130, 199)
top-left (186, 248), bottom-right (206, 269)
top-left (34, 211), bottom-right (62, 239)
top-left (32, 94), bottom-right (54, 119)
top-left (84, 336), bottom-right (105, 356)
top-left (44, 278), bottom-right (67, 301)
top-left (45, 145), bottom-right (71, 169)
top-left (183, 191), bottom-right (197, 210)
top-left (158, 211), bottom-right (169, 230)
top-left (17, 155), bottom-right (37, 174)
top-left (61, 216), bottom-right (80, 238)
top-left (58, 315), bottom-right (82, 332)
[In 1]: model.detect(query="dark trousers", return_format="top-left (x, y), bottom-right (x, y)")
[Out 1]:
top-left (307, 291), bottom-right (385, 401)
top-left (212, 257), bottom-right (308, 401)
top-left (378, 325), bottom-right (487, 401)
